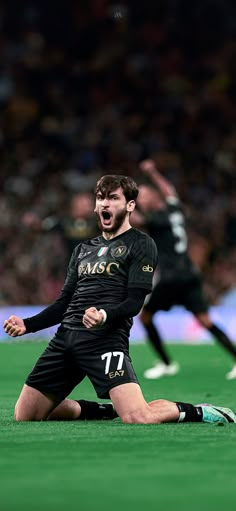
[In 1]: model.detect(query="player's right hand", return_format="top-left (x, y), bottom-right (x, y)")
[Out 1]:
top-left (3, 315), bottom-right (26, 337)
top-left (82, 307), bottom-right (104, 329)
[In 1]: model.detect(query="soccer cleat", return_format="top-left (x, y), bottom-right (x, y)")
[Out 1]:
top-left (197, 404), bottom-right (236, 423)
top-left (143, 361), bottom-right (179, 379)
top-left (225, 364), bottom-right (236, 380)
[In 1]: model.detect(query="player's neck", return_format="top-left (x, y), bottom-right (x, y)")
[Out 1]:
top-left (102, 221), bottom-right (132, 240)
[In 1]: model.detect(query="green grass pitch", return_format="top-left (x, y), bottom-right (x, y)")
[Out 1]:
top-left (0, 340), bottom-right (236, 511)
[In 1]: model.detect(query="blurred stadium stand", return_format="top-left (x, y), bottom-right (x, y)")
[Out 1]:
top-left (1, 0), bottom-right (236, 312)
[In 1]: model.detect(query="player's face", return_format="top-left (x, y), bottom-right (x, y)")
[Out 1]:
top-left (95, 187), bottom-right (134, 233)
top-left (137, 185), bottom-right (165, 212)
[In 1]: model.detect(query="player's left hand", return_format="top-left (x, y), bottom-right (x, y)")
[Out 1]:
top-left (82, 307), bottom-right (104, 329)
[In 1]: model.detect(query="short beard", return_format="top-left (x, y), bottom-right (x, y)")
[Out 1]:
top-left (96, 208), bottom-right (128, 233)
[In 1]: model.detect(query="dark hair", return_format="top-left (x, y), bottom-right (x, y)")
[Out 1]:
top-left (95, 175), bottom-right (139, 202)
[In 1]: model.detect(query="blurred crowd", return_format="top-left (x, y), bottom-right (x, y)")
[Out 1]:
top-left (1, 0), bottom-right (236, 305)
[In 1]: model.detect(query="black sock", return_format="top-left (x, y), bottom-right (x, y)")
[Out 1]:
top-left (176, 402), bottom-right (203, 422)
top-left (77, 400), bottom-right (118, 420)
top-left (144, 320), bottom-right (171, 365)
top-left (209, 324), bottom-right (236, 358)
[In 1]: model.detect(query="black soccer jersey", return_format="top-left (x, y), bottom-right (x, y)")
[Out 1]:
top-left (24, 227), bottom-right (157, 336)
top-left (145, 197), bottom-right (196, 280)
top-left (62, 227), bottom-right (157, 330)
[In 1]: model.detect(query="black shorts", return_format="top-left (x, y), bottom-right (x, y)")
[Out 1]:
top-left (25, 327), bottom-right (139, 400)
top-left (145, 273), bottom-right (208, 314)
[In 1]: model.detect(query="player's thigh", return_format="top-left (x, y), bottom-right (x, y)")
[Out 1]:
top-left (184, 276), bottom-right (208, 314)
top-left (145, 281), bottom-right (175, 312)
top-left (25, 330), bottom-right (85, 403)
top-left (15, 383), bottom-right (59, 421)
top-left (109, 382), bottom-right (149, 423)
top-left (84, 347), bottom-right (139, 399)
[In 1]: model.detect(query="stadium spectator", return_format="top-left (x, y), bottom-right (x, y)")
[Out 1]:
top-left (1, 1), bottom-right (236, 308)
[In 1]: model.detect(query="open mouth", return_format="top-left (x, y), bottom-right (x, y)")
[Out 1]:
top-left (101, 210), bottom-right (112, 225)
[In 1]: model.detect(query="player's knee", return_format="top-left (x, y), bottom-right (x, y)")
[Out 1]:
top-left (14, 401), bottom-right (41, 422)
top-left (14, 402), bottom-right (30, 422)
top-left (195, 313), bottom-right (211, 329)
top-left (14, 403), bottom-right (26, 422)
top-left (140, 309), bottom-right (152, 326)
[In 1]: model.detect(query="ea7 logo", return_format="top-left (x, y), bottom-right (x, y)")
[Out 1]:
top-left (108, 370), bottom-right (125, 379)
top-left (142, 265), bottom-right (153, 272)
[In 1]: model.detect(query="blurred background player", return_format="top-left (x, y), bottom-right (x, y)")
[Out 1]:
top-left (134, 159), bottom-right (236, 380)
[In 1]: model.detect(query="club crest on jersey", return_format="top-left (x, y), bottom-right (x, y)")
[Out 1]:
top-left (97, 247), bottom-right (108, 257)
top-left (111, 245), bottom-right (127, 257)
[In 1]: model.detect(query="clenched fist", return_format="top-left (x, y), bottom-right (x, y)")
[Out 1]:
top-left (3, 315), bottom-right (26, 337)
top-left (82, 307), bottom-right (105, 329)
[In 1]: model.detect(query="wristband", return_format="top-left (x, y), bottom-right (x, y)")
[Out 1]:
top-left (99, 309), bottom-right (107, 325)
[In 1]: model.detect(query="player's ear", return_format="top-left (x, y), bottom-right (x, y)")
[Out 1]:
top-left (127, 200), bottom-right (136, 212)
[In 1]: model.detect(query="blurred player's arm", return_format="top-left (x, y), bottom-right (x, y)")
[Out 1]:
top-left (139, 159), bottom-right (178, 199)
